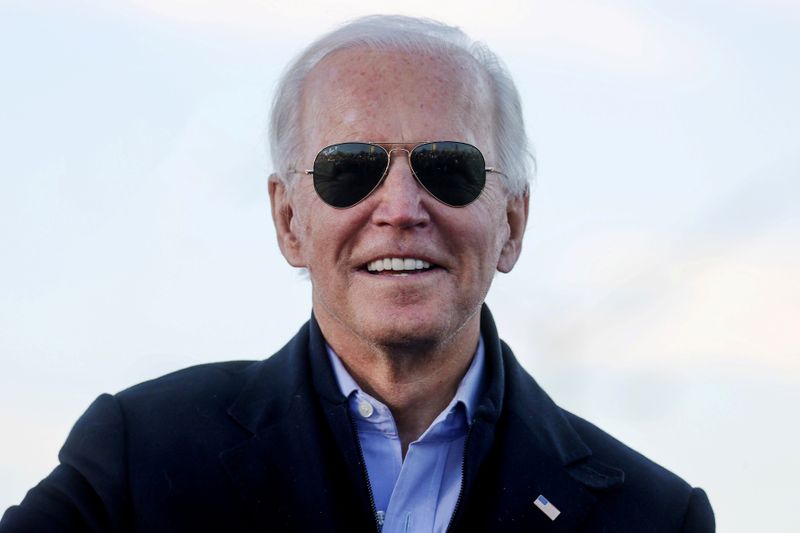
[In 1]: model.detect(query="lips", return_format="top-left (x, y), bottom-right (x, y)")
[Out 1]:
top-left (365, 257), bottom-right (434, 273)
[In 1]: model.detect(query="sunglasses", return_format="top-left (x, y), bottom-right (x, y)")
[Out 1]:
top-left (299, 141), bottom-right (503, 208)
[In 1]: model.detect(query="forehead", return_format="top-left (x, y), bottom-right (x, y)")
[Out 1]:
top-left (300, 47), bottom-right (493, 148)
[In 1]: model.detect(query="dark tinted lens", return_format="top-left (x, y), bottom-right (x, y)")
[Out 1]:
top-left (313, 143), bottom-right (389, 208)
top-left (410, 142), bottom-right (486, 206)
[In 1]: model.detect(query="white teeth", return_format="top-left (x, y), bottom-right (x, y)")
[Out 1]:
top-left (366, 258), bottom-right (434, 272)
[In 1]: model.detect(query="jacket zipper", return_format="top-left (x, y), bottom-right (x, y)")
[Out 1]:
top-left (347, 412), bottom-right (381, 532)
top-left (446, 422), bottom-right (474, 532)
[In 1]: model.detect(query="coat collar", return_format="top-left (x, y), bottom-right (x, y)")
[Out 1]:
top-left (220, 306), bottom-right (624, 531)
top-left (219, 319), bottom-right (375, 530)
top-left (448, 306), bottom-right (624, 531)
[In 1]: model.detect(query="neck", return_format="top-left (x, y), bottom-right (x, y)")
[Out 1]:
top-left (318, 310), bottom-right (481, 455)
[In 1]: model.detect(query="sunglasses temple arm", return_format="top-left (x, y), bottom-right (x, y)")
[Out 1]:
top-left (285, 168), bottom-right (315, 175)
top-left (485, 167), bottom-right (506, 176)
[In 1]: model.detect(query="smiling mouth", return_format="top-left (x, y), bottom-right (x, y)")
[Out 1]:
top-left (365, 257), bottom-right (437, 275)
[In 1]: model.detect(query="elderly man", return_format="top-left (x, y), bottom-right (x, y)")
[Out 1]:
top-left (1, 15), bottom-right (713, 533)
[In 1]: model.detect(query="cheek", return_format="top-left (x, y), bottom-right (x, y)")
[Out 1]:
top-left (472, 194), bottom-right (511, 258)
top-left (288, 186), bottom-right (323, 264)
top-left (291, 192), bottom-right (367, 272)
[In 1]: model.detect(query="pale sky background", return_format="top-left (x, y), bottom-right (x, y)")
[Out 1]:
top-left (1, 0), bottom-right (798, 530)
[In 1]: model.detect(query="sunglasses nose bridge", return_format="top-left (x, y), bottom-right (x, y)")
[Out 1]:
top-left (385, 146), bottom-right (412, 165)
top-left (383, 146), bottom-right (422, 188)
top-left (369, 147), bottom-right (431, 222)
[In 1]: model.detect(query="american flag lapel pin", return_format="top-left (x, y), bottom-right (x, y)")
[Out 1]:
top-left (534, 494), bottom-right (561, 521)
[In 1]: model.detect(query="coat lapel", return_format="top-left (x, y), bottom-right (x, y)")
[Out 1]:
top-left (451, 307), bottom-right (624, 531)
top-left (218, 307), bottom-right (625, 532)
top-left (218, 320), bottom-right (375, 532)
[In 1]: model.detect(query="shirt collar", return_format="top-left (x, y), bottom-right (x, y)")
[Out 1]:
top-left (326, 335), bottom-right (486, 424)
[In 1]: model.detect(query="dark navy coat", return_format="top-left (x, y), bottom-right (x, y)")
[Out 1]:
top-left (1, 307), bottom-right (714, 531)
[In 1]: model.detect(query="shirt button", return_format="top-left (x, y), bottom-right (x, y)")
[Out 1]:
top-left (358, 400), bottom-right (374, 418)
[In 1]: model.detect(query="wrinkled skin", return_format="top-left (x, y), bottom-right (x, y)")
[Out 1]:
top-left (270, 47), bottom-right (528, 368)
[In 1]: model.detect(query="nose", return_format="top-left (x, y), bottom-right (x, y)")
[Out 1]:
top-left (369, 149), bottom-right (431, 228)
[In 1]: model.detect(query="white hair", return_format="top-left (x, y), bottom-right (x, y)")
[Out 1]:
top-left (268, 15), bottom-right (535, 196)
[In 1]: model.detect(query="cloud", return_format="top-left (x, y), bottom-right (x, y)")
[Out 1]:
top-left (113, 0), bottom-right (714, 78)
top-left (718, 0), bottom-right (800, 16)
top-left (488, 1), bottom-right (715, 78)
top-left (524, 229), bottom-right (800, 377)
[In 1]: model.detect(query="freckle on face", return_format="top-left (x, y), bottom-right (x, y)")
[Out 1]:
top-left (293, 48), bottom-right (506, 353)
top-left (301, 49), bottom-right (491, 148)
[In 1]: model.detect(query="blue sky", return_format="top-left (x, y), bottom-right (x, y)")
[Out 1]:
top-left (1, 1), bottom-right (798, 530)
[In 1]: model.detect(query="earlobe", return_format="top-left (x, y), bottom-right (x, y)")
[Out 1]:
top-left (497, 188), bottom-right (529, 273)
top-left (268, 174), bottom-right (305, 267)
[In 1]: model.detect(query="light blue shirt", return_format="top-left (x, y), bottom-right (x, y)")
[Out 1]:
top-left (327, 338), bottom-right (485, 533)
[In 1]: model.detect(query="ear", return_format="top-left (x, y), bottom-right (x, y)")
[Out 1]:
top-left (268, 174), bottom-right (306, 267)
top-left (496, 187), bottom-right (529, 273)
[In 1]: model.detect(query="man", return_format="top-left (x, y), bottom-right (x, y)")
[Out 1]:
top-left (1, 15), bottom-right (714, 532)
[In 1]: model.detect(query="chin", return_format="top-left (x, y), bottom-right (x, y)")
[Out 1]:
top-left (357, 312), bottom-right (460, 354)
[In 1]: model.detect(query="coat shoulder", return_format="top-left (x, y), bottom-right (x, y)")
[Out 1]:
top-left (498, 342), bottom-right (714, 531)
top-left (561, 410), bottom-right (715, 531)
top-left (115, 320), bottom-right (312, 412)
top-left (116, 360), bottom-right (257, 405)
top-left (562, 410), bottom-right (689, 490)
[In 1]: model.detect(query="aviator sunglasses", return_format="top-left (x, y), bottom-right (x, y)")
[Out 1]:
top-left (296, 141), bottom-right (504, 208)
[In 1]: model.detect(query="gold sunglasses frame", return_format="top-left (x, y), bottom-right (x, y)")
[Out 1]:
top-left (294, 141), bottom-right (505, 209)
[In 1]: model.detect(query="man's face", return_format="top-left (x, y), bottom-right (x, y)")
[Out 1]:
top-left (271, 48), bottom-right (527, 354)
